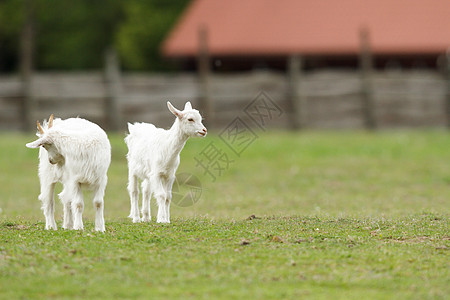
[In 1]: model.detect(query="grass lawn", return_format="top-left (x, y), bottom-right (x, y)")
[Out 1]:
top-left (1, 131), bottom-right (449, 299)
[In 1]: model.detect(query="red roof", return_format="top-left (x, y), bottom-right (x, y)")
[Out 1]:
top-left (162, 0), bottom-right (450, 57)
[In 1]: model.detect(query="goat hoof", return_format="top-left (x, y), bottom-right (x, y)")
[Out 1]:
top-left (156, 219), bottom-right (170, 224)
top-left (45, 224), bottom-right (57, 230)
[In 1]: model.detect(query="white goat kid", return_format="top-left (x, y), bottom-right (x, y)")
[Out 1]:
top-left (26, 115), bottom-right (111, 232)
top-left (125, 101), bottom-right (207, 223)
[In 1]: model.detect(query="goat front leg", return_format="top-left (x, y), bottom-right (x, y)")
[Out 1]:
top-left (164, 176), bottom-right (176, 223)
top-left (141, 179), bottom-right (151, 222)
top-left (39, 181), bottom-right (57, 230)
top-left (127, 173), bottom-right (140, 223)
top-left (153, 175), bottom-right (168, 223)
top-left (92, 179), bottom-right (106, 232)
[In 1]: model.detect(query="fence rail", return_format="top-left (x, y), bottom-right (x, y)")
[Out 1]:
top-left (0, 69), bottom-right (448, 131)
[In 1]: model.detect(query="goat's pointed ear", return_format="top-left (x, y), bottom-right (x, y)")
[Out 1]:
top-left (26, 137), bottom-right (50, 149)
top-left (26, 140), bottom-right (41, 148)
top-left (48, 114), bottom-right (54, 129)
top-left (167, 101), bottom-right (183, 119)
top-left (184, 101), bottom-right (192, 110)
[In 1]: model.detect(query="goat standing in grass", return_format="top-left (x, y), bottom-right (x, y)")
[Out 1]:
top-left (125, 101), bottom-right (207, 223)
top-left (26, 115), bottom-right (111, 232)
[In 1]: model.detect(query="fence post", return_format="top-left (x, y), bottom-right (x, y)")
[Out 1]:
top-left (20, 0), bottom-right (36, 131)
top-left (197, 25), bottom-right (214, 127)
top-left (104, 47), bottom-right (123, 131)
top-left (445, 51), bottom-right (450, 129)
top-left (286, 55), bottom-right (304, 129)
top-left (359, 27), bottom-right (376, 130)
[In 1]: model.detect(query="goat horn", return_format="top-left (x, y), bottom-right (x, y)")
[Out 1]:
top-left (48, 114), bottom-right (54, 129)
top-left (37, 120), bottom-right (44, 134)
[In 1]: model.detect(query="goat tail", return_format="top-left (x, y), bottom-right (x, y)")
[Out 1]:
top-left (125, 122), bottom-right (156, 147)
top-left (127, 122), bottom-right (136, 134)
top-left (124, 123), bottom-right (135, 146)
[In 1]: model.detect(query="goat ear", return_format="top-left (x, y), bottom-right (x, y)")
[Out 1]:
top-left (167, 101), bottom-right (183, 119)
top-left (26, 137), bottom-right (51, 149)
top-left (184, 101), bottom-right (192, 110)
top-left (48, 114), bottom-right (54, 129)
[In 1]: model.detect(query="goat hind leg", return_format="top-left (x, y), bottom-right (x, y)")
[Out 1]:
top-left (59, 182), bottom-right (83, 230)
top-left (71, 183), bottom-right (84, 230)
top-left (127, 174), bottom-right (140, 223)
top-left (141, 179), bottom-right (151, 222)
top-left (59, 188), bottom-right (73, 230)
top-left (39, 182), bottom-right (57, 230)
top-left (92, 181), bottom-right (106, 232)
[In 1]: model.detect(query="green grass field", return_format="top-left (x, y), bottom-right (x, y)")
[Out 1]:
top-left (1, 131), bottom-right (449, 299)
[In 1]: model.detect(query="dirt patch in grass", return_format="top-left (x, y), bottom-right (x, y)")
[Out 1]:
top-left (385, 235), bottom-right (450, 245)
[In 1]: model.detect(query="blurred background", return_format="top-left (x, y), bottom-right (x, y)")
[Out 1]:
top-left (0, 0), bottom-right (449, 131)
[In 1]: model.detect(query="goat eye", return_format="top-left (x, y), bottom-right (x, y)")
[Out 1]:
top-left (188, 118), bottom-right (194, 122)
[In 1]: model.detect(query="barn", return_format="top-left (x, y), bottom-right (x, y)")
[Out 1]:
top-left (162, 0), bottom-right (450, 70)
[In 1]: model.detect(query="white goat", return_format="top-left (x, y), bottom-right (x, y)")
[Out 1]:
top-left (125, 101), bottom-right (207, 223)
top-left (26, 115), bottom-right (111, 232)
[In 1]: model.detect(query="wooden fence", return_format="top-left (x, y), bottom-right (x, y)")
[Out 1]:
top-left (0, 68), bottom-right (448, 131)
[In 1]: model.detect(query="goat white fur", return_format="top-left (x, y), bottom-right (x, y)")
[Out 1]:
top-left (26, 115), bottom-right (111, 232)
top-left (125, 101), bottom-right (207, 223)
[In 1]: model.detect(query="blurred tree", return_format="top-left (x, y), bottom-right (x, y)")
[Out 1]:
top-left (0, 0), bottom-right (24, 72)
top-left (0, 0), bottom-right (189, 72)
top-left (116, 0), bottom-right (189, 71)
top-left (36, 0), bottom-right (124, 70)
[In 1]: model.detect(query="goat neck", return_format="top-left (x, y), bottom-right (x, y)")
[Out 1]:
top-left (167, 118), bottom-right (189, 156)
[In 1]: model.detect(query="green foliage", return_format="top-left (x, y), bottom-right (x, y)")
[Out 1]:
top-left (36, 0), bottom-right (124, 70)
top-left (0, 0), bottom-right (24, 71)
top-left (0, 0), bottom-right (189, 71)
top-left (0, 132), bottom-right (449, 298)
top-left (117, 0), bottom-right (190, 70)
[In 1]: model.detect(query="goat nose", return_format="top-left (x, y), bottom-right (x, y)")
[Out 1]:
top-left (203, 128), bottom-right (207, 133)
